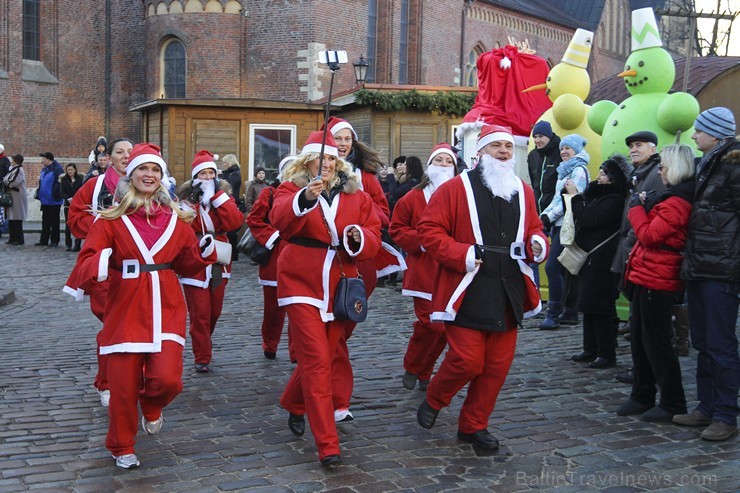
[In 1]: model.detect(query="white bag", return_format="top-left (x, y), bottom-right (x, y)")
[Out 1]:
top-left (560, 194), bottom-right (576, 246)
top-left (214, 239), bottom-right (233, 265)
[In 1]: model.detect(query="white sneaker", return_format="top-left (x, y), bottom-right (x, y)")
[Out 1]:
top-left (114, 453), bottom-right (140, 469)
top-left (98, 390), bottom-right (110, 407)
top-left (141, 414), bottom-right (163, 435)
top-left (334, 409), bottom-right (354, 423)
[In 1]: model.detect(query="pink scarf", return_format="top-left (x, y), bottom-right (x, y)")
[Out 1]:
top-left (127, 204), bottom-right (173, 249)
top-left (103, 166), bottom-right (122, 196)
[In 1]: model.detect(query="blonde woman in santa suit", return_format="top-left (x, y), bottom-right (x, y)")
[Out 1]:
top-left (68, 143), bottom-right (218, 469)
top-left (390, 143), bottom-right (459, 391)
top-left (324, 116), bottom-right (405, 423)
top-left (177, 150), bottom-right (244, 373)
top-left (269, 131), bottom-right (381, 467)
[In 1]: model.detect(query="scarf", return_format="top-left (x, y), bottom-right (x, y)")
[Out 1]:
top-left (127, 204), bottom-right (172, 249)
top-left (556, 151), bottom-right (590, 179)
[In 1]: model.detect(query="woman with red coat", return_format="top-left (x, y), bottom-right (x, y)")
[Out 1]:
top-left (178, 150), bottom-right (244, 373)
top-left (245, 155), bottom-right (295, 360)
top-left (390, 143), bottom-right (458, 391)
top-left (270, 131), bottom-right (381, 467)
top-left (324, 116), bottom-right (405, 422)
top-left (68, 143), bottom-right (217, 469)
top-left (616, 144), bottom-right (695, 422)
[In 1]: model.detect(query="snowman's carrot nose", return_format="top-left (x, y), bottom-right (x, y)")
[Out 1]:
top-left (522, 83), bottom-right (547, 93)
top-left (618, 69), bottom-right (637, 78)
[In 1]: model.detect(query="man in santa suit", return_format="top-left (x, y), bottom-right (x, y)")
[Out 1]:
top-left (178, 150), bottom-right (244, 373)
top-left (415, 124), bottom-right (548, 450)
top-left (64, 138), bottom-right (134, 407)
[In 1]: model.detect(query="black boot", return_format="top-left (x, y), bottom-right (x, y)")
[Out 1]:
top-left (73, 239), bottom-right (82, 252)
top-left (65, 239), bottom-right (73, 251)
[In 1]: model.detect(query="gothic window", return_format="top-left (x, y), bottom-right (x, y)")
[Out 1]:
top-left (398, 0), bottom-right (409, 84)
top-left (367, 0), bottom-right (378, 83)
top-left (23, 0), bottom-right (40, 61)
top-left (163, 39), bottom-right (186, 98)
top-left (464, 44), bottom-right (485, 87)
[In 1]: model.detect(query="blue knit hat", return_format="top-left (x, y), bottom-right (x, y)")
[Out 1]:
top-left (560, 134), bottom-right (587, 154)
top-left (694, 107), bottom-right (735, 139)
top-left (532, 121), bottom-right (553, 139)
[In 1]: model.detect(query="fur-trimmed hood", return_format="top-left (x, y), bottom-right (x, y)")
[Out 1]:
top-left (176, 178), bottom-right (233, 201)
top-left (290, 170), bottom-right (361, 195)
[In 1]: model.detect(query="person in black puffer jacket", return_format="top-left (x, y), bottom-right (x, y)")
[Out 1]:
top-left (673, 107), bottom-right (740, 442)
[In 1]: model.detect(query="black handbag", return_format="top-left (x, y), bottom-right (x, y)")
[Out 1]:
top-left (237, 228), bottom-right (272, 265)
top-left (0, 185), bottom-right (11, 207)
top-left (316, 203), bottom-right (367, 322)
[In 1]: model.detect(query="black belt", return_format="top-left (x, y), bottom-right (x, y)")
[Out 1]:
top-left (478, 245), bottom-right (510, 254)
top-left (289, 237), bottom-right (346, 251)
top-left (138, 263), bottom-right (172, 272)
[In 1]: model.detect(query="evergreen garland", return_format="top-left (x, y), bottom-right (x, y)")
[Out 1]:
top-left (354, 89), bottom-right (476, 117)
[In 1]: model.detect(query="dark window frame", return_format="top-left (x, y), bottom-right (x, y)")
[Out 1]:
top-left (23, 0), bottom-right (41, 61)
top-left (163, 39), bottom-right (186, 99)
top-left (398, 0), bottom-right (409, 84)
top-left (366, 0), bottom-right (378, 83)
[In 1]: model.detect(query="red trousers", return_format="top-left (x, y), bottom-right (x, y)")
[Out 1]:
top-left (105, 341), bottom-right (183, 456)
top-left (426, 325), bottom-right (517, 434)
top-left (261, 285), bottom-right (287, 354)
top-left (90, 281), bottom-right (109, 391)
top-left (281, 304), bottom-right (346, 459)
top-left (331, 259), bottom-right (377, 411)
top-left (403, 298), bottom-right (447, 381)
top-left (183, 281), bottom-right (227, 364)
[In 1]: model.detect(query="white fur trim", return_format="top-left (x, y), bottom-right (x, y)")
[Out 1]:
top-left (342, 224), bottom-right (364, 257)
top-left (302, 142), bottom-right (338, 157)
top-left (91, 174), bottom-right (106, 216)
top-left (402, 289), bottom-right (432, 300)
top-left (161, 333), bottom-right (186, 346)
top-left (477, 132), bottom-right (515, 152)
top-left (126, 153), bottom-right (168, 177)
top-left (180, 278), bottom-right (209, 289)
top-left (200, 234), bottom-right (215, 258)
top-left (191, 161), bottom-right (217, 179)
top-left (98, 248), bottom-right (113, 282)
top-left (62, 285), bottom-right (85, 301)
top-left (258, 278), bottom-right (278, 287)
top-left (211, 191), bottom-right (229, 208)
top-left (265, 230), bottom-right (280, 249)
top-left (293, 187), bottom-right (319, 216)
top-left (465, 245), bottom-right (477, 273)
top-left (531, 235), bottom-right (547, 263)
top-left (329, 121), bottom-right (357, 139)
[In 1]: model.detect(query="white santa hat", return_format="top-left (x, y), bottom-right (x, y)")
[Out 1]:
top-left (301, 131), bottom-right (339, 157)
top-left (191, 149), bottom-right (219, 179)
top-left (631, 8), bottom-right (662, 51)
top-left (277, 155), bottom-right (296, 181)
top-left (0, 143), bottom-right (4, 153)
top-left (322, 116), bottom-right (358, 140)
top-left (427, 143), bottom-right (457, 166)
top-left (476, 124), bottom-right (515, 152)
top-left (125, 143), bottom-right (168, 178)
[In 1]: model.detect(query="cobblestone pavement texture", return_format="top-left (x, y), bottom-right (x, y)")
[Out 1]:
top-left (0, 235), bottom-right (737, 492)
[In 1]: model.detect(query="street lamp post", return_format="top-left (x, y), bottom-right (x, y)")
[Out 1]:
top-left (353, 55), bottom-right (369, 85)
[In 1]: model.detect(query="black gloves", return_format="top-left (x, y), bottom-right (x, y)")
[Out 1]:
top-left (628, 193), bottom-right (643, 208)
top-left (540, 214), bottom-right (551, 230)
top-left (191, 181), bottom-right (203, 203)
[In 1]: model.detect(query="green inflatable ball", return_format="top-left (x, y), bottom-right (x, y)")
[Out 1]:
top-left (657, 92), bottom-right (700, 135)
top-left (588, 100), bottom-right (618, 136)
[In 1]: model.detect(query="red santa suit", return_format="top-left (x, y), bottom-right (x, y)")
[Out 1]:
top-left (245, 186), bottom-right (290, 357)
top-left (389, 186), bottom-right (447, 385)
top-left (70, 204), bottom-right (217, 457)
top-left (416, 162), bottom-right (547, 436)
top-left (269, 170), bottom-right (381, 462)
top-left (64, 168), bottom-right (120, 394)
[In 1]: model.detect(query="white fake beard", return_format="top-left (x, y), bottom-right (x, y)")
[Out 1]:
top-left (193, 178), bottom-right (215, 207)
top-left (479, 153), bottom-right (519, 201)
top-left (426, 165), bottom-right (455, 192)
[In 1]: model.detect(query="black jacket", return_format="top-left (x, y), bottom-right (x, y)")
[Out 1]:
top-left (567, 182), bottom-right (626, 314)
top-left (681, 139), bottom-right (740, 282)
top-left (527, 134), bottom-right (561, 213)
top-left (60, 172), bottom-right (84, 203)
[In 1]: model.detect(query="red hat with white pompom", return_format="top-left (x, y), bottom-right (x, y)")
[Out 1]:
top-left (126, 143), bottom-right (168, 177)
top-left (302, 131), bottom-right (339, 157)
top-left (191, 149), bottom-right (219, 179)
top-left (476, 124), bottom-right (514, 152)
top-left (427, 143), bottom-right (457, 166)
top-left (323, 116), bottom-right (358, 140)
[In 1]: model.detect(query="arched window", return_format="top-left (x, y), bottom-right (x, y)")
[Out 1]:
top-left (163, 39), bottom-right (186, 98)
top-left (464, 44), bottom-right (485, 87)
top-left (23, 0), bottom-right (40, 61)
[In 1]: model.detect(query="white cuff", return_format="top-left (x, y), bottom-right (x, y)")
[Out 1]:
top-left (292, 187), bottom-right (319, 216)
top-left (98, 248), bottom-right (113, 282)
top-left (342, 224), bottom-right (365, 257)
top-left (531, 235), bottom-right (547, 263)
top-left (266, 230), bottom-right (280, 249)
top-left (465, 245), bottom-right (477, 273)
top-left (211, 191), bottom-right (229, 208)
top-left (200, 234), bottom-right (215, 258)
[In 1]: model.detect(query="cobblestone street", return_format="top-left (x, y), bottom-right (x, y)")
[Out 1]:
top-left (0, 236), bottom-right (737, 492)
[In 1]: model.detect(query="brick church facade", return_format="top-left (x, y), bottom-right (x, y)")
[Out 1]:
top-left (0, 0), bottom-right (641, 184)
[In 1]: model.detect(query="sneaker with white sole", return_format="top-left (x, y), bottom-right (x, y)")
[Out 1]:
top-left (141, 414), bottom-right (163, 435)
top-left (98, 390), bottom-right (110, 407)
top-left (114, 453), bottom-right (140, 469)
top-left (334, 409), bottom-right (353, 423)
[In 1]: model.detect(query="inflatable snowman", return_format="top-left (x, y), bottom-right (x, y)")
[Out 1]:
top-left (588, 7), bottom-right (700, 157)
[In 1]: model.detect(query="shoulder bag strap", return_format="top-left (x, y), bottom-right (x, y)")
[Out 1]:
top-left (587, 230), bottom-right (619, 255)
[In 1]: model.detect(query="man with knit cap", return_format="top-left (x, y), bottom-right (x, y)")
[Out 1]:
top-left (673, 107), bottom-right (739, 441)
top-left (527, 121), bottom-right (562, 214)
top-left (415, 124), bottom-right (548, 450)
